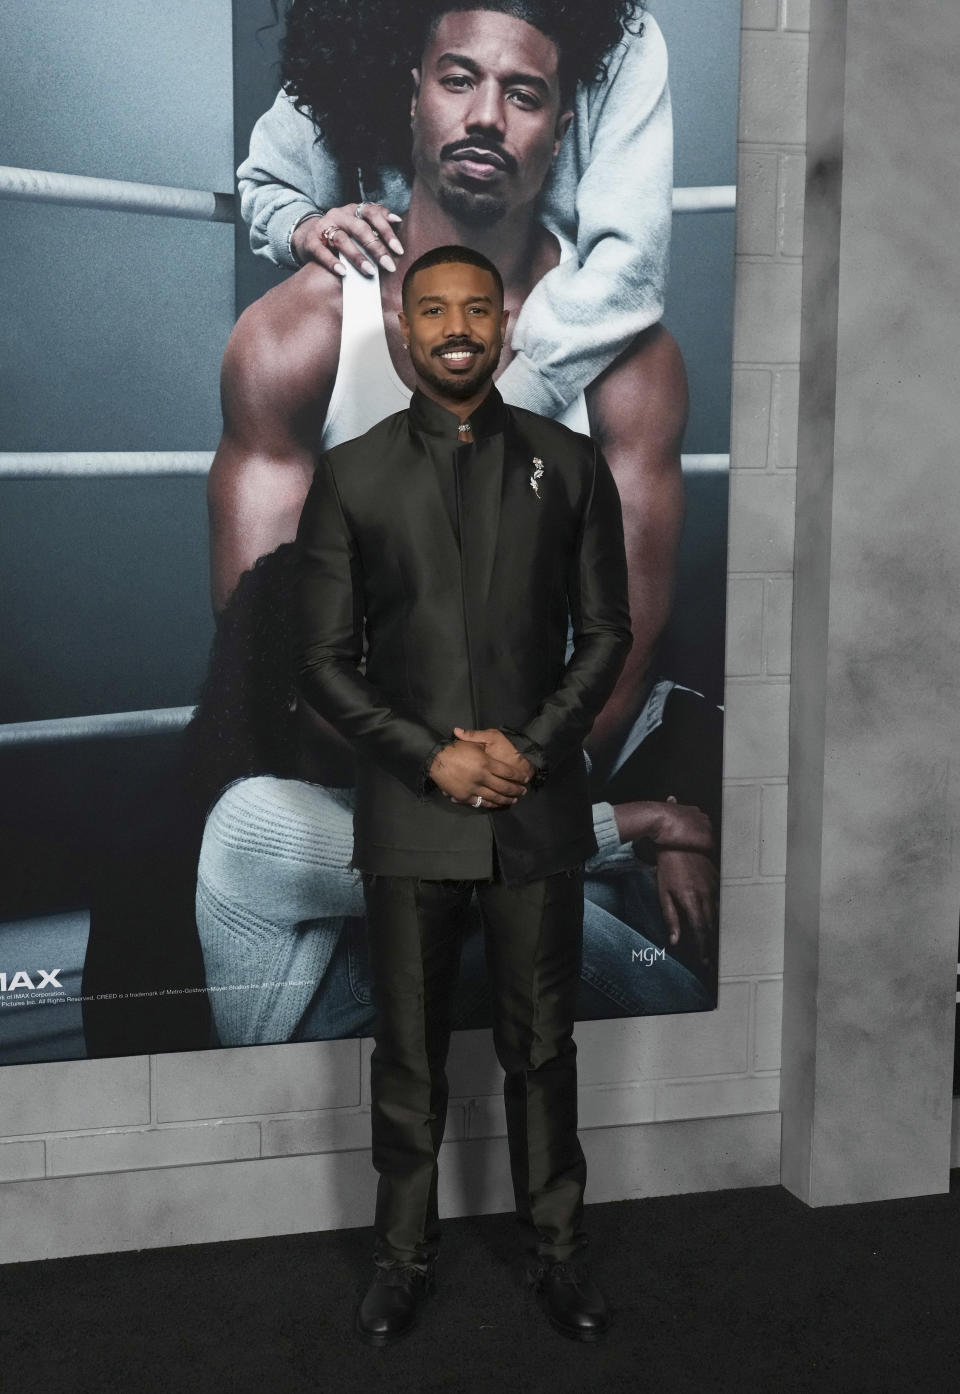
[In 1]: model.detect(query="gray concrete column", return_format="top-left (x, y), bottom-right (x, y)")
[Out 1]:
top-left (781, 0), bottom-right (960, 1205)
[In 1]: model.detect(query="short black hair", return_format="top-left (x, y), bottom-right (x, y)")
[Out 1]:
top-left (401, 244), bottom-right (505, 309)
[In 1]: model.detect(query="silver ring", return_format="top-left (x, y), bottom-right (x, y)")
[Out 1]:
top-left (320, 223), bottom-right (338, 244)
top-left (473, 795), bottom-right (483, 808)
top-left (355, 201), bottom-right (368, 220)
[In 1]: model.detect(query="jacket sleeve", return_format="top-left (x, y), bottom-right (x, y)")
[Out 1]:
top-left (295, 456), bottom-right (448, 795)
top-left (496, 17), bottom-right (672, 416)
top-left (507, 443), bottom-right (633, 775)
top-left (237, 90), bottom-right (348, 267)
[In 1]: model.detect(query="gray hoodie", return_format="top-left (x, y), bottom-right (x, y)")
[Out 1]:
top-left (237, 14), bottom-right (673, 417)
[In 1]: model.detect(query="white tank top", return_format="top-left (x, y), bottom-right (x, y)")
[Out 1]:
top-left (320, 240), bottom-right (590, 450)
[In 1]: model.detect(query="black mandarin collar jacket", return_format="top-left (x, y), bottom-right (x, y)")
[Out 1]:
top-left (296, 386), bottom-right (632, 885)
top-left (407, 383), bottom-right (508, 441)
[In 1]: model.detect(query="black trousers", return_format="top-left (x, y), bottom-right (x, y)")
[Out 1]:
top-left (362, 866), bottom-right (588, 1270)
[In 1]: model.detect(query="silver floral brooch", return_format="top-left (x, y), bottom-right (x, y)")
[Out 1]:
top-left (529, 456), bottom-right (544, 499)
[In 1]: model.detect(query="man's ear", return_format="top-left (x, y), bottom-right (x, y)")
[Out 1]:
top-left (500, 308), bottom-right (510, 340)
top-left (552, 108), bottom-right (574, 158)
top-left (410, 67), bottom-right (420, 125)
top-left (397, 308), bottom-right (409, 345)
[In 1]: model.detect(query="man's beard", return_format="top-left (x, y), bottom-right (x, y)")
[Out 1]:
top-left (416, 339), bottom-right (503, 401)
top-left (437, 179), bottom-right (508, 229)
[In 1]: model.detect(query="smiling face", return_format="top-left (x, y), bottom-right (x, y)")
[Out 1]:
top-left (398, 259), bottom-right (508, 403)
top-left (410, 9), bottom-right (573, 229)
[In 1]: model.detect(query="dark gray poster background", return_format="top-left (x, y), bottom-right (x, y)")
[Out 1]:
top-left (0, 0), bottom-right (233, 1062)
top-left (0, 0), bottom-right (738, 1064)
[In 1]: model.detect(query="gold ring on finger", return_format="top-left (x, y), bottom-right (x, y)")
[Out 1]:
top-left (320, 224), bottom-right (338, 244)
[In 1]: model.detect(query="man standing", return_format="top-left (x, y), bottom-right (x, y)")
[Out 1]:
top-left (296, 245), bottom-right (631, 1344)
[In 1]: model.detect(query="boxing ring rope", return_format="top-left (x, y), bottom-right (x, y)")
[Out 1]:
top-left (0, 165), bottom-right (235, 223)
top-left (672, 186), bottom-right (736, 213)
top-left (0, 452), bottom-right (726, 479)
top-left (0, 164), bottom-right (734, 222)
top-left (0, 167), bottom-right (734, 746)
top-left (0, 708), bottom-right (197, 748)
top-left (0, 453), bottom-right (215, 479)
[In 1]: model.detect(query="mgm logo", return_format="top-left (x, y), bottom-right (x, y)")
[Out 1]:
top-left (631, 946), bottom-right (666, 966)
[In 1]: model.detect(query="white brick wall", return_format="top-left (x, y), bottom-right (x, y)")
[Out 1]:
top-left (0, 1141), bottom-right (45, 1183)
top-left (154, 1040), bottom-right (361, 1121)
top-left (716, 3), bottom-right (807, 1160)
top-left (725, 683), bottom-right (791, 777)
top-left (742, 0), bottom-right (779, 28)
top-left (1, 1057), bottom-right (150, 1135)
top-left (47, 1122), bottom-right (262, 1178)
top-left (0, 5), bottom-right (808, 1259)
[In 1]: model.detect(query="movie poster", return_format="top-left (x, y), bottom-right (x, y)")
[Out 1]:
top-left (0, 0), bottom-right (738, 1064)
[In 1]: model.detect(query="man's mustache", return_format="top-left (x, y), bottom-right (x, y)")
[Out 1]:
top-left (441, 139), bottom-right (517, 176)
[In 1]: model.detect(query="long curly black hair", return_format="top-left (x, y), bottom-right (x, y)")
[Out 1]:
top-left (275, 0), bottom-right (645, 175)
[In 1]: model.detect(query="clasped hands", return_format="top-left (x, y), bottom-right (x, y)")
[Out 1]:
top-left (428, 727), bottom-right (534, 809)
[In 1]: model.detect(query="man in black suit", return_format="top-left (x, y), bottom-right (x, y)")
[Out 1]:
top-left (296, 244), bottom-right (631, 1345)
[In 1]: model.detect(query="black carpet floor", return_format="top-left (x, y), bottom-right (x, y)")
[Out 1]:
top-left (3, 1174), bottom-right (960, 1394)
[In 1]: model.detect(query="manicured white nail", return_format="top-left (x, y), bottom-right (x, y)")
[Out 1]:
top-left (361, 260), bottom-right (376, 275)
top-left (379, 254), bottom-right (397, 273)
top-left (387, 213), bottom-right (403, 223)
top-left (333, 262), bottom-right (346, 276)
top-left (388, 237), bottom-right (404, 255)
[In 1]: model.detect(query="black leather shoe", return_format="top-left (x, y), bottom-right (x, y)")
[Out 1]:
top-left (355, 1264), bottom-right (433, 1347)
top-left (529, 1259), bottom-right (611, 1342)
